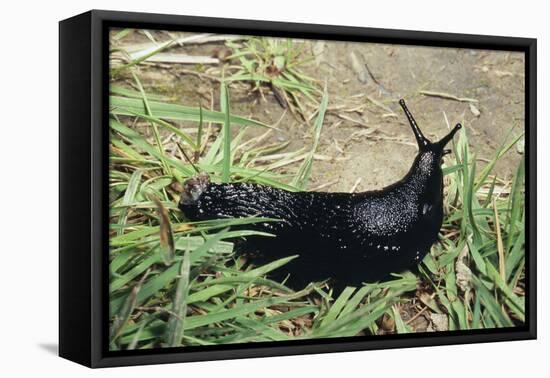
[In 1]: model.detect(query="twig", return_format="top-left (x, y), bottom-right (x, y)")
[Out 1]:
top-left (176, 142), bottom-right (200, 174)
top-left (270, 83), bottom-right (288, 109)
top-left (405, 306), bottom-right (429, 325)
top-left (419, 90), bottom-right (478, 103)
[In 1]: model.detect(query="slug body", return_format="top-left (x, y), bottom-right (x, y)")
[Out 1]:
top-left (179, 100), bottom-right (461, 288)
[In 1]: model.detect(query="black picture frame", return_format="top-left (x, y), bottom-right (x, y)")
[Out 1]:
top-left (59, 9), bottom-right (537, 368)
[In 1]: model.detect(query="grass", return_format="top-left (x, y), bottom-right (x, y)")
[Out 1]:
top-left (224, 37), bottom-right (322, 120)
top-left (108, 31), bottom-right (526, 350)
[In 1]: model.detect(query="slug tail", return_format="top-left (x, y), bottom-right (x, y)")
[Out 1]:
top-left (399, 99), bottom-right (431, 150)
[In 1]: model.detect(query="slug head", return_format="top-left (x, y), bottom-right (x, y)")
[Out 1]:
top-left (399, 99), bottom-right (462, 164)
top-left (179, 172), bottom-right (210, 206)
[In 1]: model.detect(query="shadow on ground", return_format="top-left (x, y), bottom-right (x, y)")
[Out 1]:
top-left (38, 343), bottom-right (58, 356)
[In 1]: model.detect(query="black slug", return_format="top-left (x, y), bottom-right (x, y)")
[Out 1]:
top-left (179, 100), bottom-right (461, 289)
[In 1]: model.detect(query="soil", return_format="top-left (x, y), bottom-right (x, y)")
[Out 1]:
top-left (111, 30), bottom-right (525, 192)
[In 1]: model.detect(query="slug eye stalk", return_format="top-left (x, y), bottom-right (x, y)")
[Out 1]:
top-left (399, 99), bottom-right (430, 150)
top-left (399, 99), bottom-right (462, 153)
top-left (437, 123), bottom-right (462, 148)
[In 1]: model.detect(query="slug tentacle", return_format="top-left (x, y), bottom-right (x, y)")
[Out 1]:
top-left (178, 100), bottom-right (460, 289)
top-left (399, 99), bottom-right (430, 151)
top-left (436, 123), bottom-right (462, 149)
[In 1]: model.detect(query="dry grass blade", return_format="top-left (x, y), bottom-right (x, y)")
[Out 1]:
top-left (153, 197), bottom-right (175, 266)
top-left (122, 33), bottom-right (242, 56)
top-left (349, 178), bottom-right (362, 193)
top-left (366, 96), bottom-right (396, 115)
top-left (493, 198), bottom-right (506, 281)
top-left (140, 53), bottom-right (219, 65)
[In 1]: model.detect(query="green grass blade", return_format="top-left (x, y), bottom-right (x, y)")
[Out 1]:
top-left (165, 249), bottom-right (191, 347)
top-left (110, 95), bottom-right (268, 128)
top-left (319, 287), bottom-right (356, 327)
top-left (292, 86), bottom-right (328, 189)
top-left (116, 169), bottom-right (143, 235)
top-left (221, 83), bottom-right (232, 182)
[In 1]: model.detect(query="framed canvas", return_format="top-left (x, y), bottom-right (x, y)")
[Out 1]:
top-left (59, 10), bottom-right (536, 368)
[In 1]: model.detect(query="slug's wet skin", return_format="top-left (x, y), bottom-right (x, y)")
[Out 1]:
top-left (179, 100), bottom-right (462, 290)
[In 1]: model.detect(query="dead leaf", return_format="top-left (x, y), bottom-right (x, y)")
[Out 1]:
top-left (153, 197), bottom-right (175, 266)
top-left (380, 313), bottom-right (395, 332)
